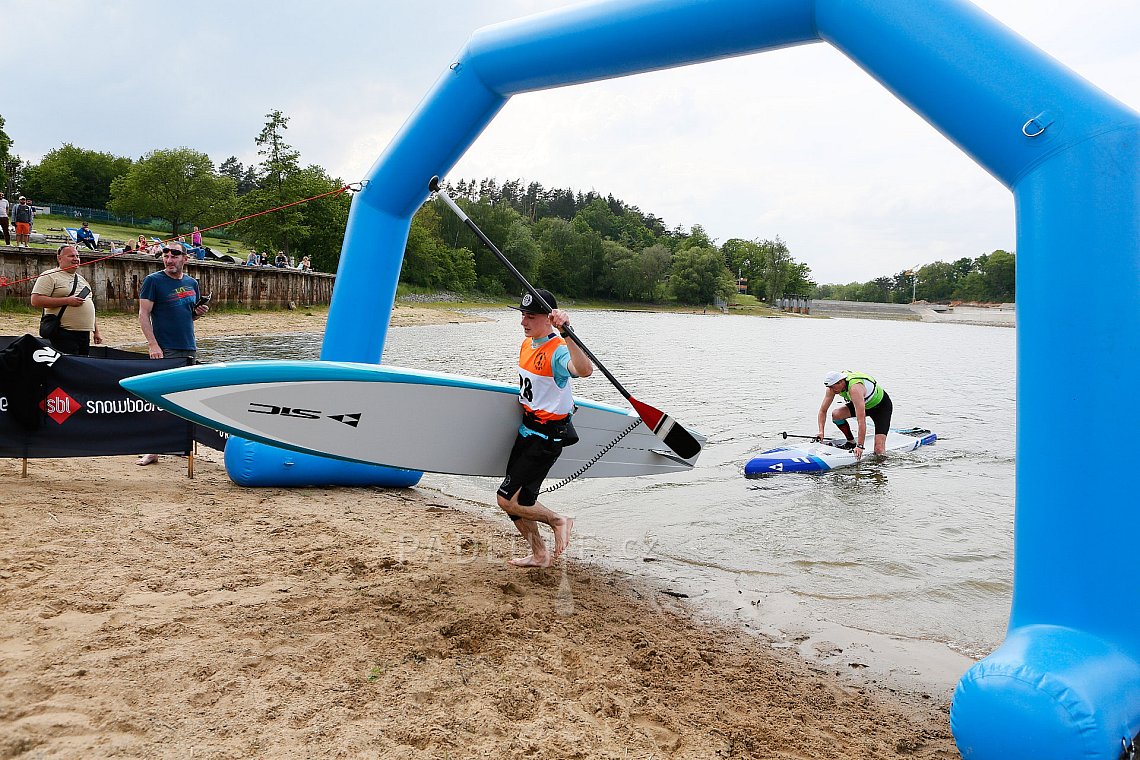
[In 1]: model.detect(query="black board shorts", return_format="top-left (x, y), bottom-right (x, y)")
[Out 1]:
top-left (497, 432), bottom-right (563, 507)
top-left (844, 391), bottom-right (893, 435)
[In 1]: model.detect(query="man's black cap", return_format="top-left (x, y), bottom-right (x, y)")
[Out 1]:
top-left (510, 289), bottom-right (557, 314)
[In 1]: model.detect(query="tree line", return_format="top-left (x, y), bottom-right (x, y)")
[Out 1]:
top-left (410, 179), bottom-right (816, 304)
top-left (1, 109), bottom-right (1012, 305)
top-left (816, 250), bottom-right (1015, 304)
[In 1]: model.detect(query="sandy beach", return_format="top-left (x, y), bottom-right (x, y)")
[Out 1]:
top-left (0, 304), bottom-right (488, 354)
top-left (0, 306), bottom-right (961, 759)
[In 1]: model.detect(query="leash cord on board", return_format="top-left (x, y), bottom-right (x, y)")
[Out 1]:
top-left (541, 417), bottom-right (643, 494)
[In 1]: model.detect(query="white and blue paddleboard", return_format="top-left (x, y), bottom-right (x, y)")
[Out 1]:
top-left (121, 360), bottom-right (703, 478)
top-left (743, 428), bottom-right (936, 476)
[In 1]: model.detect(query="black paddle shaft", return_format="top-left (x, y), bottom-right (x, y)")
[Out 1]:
top-left (430, 176), bottom-right (703, 461)
top-left (429, 177), bottom-right (632, 400)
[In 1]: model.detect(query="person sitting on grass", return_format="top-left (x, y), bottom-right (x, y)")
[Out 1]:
top-left (75, 222), bottom-right (97, 250)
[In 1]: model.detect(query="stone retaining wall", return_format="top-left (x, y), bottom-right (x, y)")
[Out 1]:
top-left (0, 248), bottom-right (334, 312)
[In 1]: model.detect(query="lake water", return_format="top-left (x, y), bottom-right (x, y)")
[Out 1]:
top-left (198, 310), bottom-right (1016, 678)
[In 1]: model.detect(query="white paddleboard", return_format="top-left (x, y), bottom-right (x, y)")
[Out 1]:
top-left (121, 360), bottom-right (702, 478)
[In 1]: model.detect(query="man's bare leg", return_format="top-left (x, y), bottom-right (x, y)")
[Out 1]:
top-left (508, 517), bottom-right (550, 567)
top-left (498, 494), bottom-right (571, 567)
top-left (553, 517), bottom-right (574, 559)
top-left (873, 432), bottom-right (888, 456)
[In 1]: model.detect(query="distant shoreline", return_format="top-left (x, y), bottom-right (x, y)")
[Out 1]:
top-left (809, 299), bottom-right (1015, 327)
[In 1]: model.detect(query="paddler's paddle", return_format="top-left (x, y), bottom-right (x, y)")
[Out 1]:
top-left (429, 176), bottom-right (703, 461)
top-left (781, 432), bottom-right (822, 441)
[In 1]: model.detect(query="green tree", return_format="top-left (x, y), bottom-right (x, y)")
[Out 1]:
top-left (723, 238), bottom-right (763, 295)
top-left (230, 110), bottom-right (355, 268)
top-left (23, 144), bottom-right (132, 209)
top-left (464, 200), bottom-right (538, 294)
top-left (601, 241), bottom-right (672, 302)
top-left (219, 156), bottom-right (259, 195)
top-left (233, 110), bottom-right (307, 257)
top-left (669, 246), bottom-right (735, 305)
top-left (235, 165), bottom-right (349, 270)
top-left (675, 224), bottom-right (715, 252)
top-left (534, 216), bottom-right (605, 298)
top-left (283, 167), bottom-right (351, 271)
top-left (981, 249), bottom-right (1015, 301)
top-left (755, 237), bottom-right (794, 303)
top-left (575, 197), bottom-right (621, 240)
top-left (109, 148), bottom-right (236, 235)
top-left (915, 261), bottom-right (956, 301)
top-left (402, 202), bottom-right (476, 291)
top-left (4, 156), bottom-right (29, 200)
top-left (784, 260), bottom-right (816, 297)
top-left (0, 114), bottom-right (11, 194)
top-left (956, 271), bottom-right (988, 302)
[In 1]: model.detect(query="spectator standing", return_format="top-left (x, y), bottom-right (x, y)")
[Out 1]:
top-left (0, 191), bottom-right (9, 245)
top-left (30, 245), bottom-right (102, 355)
top-left (189, 226), bottom-right (206, 260)
top-left (13, 196), bottom-right (33, 246)
top-left (136, 245), bottom-right (210, 465)
top-left (75, 221), bottom-right (98, 250)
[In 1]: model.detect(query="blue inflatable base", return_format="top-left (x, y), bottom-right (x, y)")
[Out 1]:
top-left (223, 437), bottom-right (423, 488)
top-left (951, 625), bottom-right (1140, 760)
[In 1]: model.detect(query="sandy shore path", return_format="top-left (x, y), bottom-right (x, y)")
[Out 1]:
top-left (0, 304), bottom-right (487, 351)
top-left (0, 306), bottom-right (960, 758)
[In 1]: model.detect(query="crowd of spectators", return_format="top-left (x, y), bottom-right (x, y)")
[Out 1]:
top-left (0, 210), bottom-right (319, 273)
top-left (242, 250), bottom-right (313, 271)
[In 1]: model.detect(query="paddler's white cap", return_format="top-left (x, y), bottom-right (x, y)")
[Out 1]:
top-left (823, 370), bottom-right (845, 387)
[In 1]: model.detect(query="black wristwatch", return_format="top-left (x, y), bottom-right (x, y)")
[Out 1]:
top-left (854, 444), bottom-right (865, 451)
top-left (559, 323), bottom-right (571, 337)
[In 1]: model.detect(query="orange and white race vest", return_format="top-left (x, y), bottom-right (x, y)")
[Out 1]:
top-left (518, 335), bottom-right (573, 423)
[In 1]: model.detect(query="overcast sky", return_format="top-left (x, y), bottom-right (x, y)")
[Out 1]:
top-left (5, 0), bottom-right (1137, 283)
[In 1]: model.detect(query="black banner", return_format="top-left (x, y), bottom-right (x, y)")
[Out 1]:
top-left (0, 334), bottom-right (223, 458)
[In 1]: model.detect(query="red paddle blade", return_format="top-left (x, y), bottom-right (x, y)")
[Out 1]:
top-left (628, 397), bottom-right (703, 460)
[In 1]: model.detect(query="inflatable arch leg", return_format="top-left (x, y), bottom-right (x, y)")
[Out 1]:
top-left (251, 1), bottom-right (1136, 754)
top-left (224, 437), bottom-right (421, 488)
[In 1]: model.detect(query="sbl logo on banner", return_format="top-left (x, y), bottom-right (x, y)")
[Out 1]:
top-left (39, 387), bottom-right (80, 425)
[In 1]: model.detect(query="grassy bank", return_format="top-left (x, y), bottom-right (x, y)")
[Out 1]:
top-left (22, 213), bottom-right (242, 253)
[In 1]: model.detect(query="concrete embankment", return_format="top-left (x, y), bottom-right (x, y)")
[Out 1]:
top-left (811, 299), bottom-right (1015, 327)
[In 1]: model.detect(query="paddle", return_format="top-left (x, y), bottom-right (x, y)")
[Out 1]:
top-left (429, 176), bottom-right (703, 460)
top-left (781, 432), bottom-right (822, 441)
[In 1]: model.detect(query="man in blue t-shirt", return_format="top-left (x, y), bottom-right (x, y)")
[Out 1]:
top-left (136, 245), bottom-right (210, 466)
top-left (139, 245), bottom-right (209, 359)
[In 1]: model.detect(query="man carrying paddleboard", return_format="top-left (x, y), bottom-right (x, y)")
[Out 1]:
top-left (497, 288), bottom-right (593, 568)
top-left (816, 370), bottom-right (893, 460)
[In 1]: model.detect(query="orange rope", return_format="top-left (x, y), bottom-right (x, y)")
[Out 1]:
top-left (0, 183), bottom-right (356, 289)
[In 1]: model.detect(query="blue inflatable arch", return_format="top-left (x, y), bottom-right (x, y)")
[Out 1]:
top-left (274, 0), bottom-right (1140, 756)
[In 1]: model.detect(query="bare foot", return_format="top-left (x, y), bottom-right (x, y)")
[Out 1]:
top-left (136, 454), bottom-right (159, 466)
top-left (553, 517), bottom-right (574, 559)
top-left (509, 554), bottom-right (551, 568)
